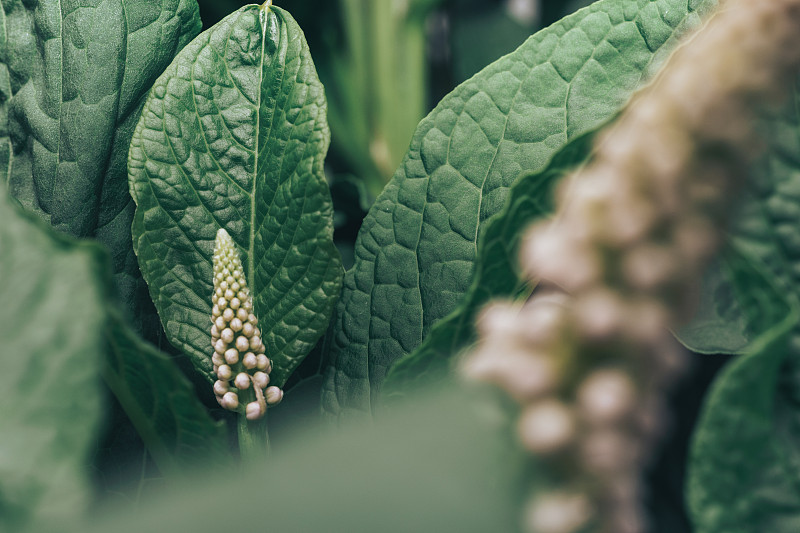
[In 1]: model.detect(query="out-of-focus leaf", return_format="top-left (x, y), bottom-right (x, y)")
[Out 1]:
top-left (323, 0), bottom-right (719, 421)
top-left (129, 4), bottom-right (342, 387)
top-left (103, 312), bottom-right (230, 475)
top-left (0, 187), bottom-right (107, 530)
top-left (383, 130), bottom-right (595, 398)
top-left (67, 386), bottom-right (518, 533)
top-left (687, 256), bottom-right (800, 532)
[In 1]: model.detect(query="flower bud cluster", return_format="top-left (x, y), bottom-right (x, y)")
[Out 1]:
top-left (464, 1), bottom-right (800, 532)
top-left (212, 229), bottom-right (283, 420)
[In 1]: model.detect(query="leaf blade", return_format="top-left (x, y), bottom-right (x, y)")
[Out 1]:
top-left (323, 0), bottom-right (719, 420)
top-left (129, 4), bottom-right (342, 387)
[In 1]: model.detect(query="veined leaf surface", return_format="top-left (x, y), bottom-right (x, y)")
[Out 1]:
top-left (0, 0), bottom-right (201, 333)
top-left (323, 0), bottom-right (718, 420)
top-left (382, 131), bottom-right (595, 398)
top-left (129, 3), bottom-right (342, 386)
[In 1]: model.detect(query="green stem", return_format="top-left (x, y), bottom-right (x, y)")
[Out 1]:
top-left (237, 412), bottom-right (270, 463)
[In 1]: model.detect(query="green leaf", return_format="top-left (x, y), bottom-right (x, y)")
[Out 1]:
top-left (129, 4), bottom-right (343, 387)
top-left (0, 0), bottom-right (201, 334)
top-left (676, 245), bottom-right (794, 355)
top-left (63, 386), bottom-right (517, 533)
top-left (382, 130), bottom-right (595, 399)
top-left (323, 0), bottom-right (719, 420)
top-left (103, 311), bottom-right (230, 475)
top-left (687, 255), bottom-right (800, 532)
top-left (0, 187), bottom-right (107, 530)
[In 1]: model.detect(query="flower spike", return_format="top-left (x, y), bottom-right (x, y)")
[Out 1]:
top-left (211, 228), bottom-right (282, 418)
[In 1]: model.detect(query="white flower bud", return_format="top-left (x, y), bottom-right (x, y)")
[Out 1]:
top-left (250, 336), bottom-right (262, 351)
top-left (213, 380), bottom-right (229, 396)
top-left (230, 298), bottom-right (241, 310)
top-left (230, 318), bottom-right (243, 332)
top-left (518, 400), bottom-right (575, 454)
top-left (224, 348), bottom-right (239, 365)
top-left (232, 282), bottom-right (240, 292)
top-left (265, 386), bottom-right (283, 405)
top-left (577, 369), bottom-right (636, 424)
top-left (256, 354), bottom-right (270, 371)
top-left (221, 328), bottom-right (234, 343)
top-left (236, 308), bottom-right (248, 321)
top-left (248, 314), bottom-right (257, 325)
top-left (243, 352), bottom-right (257, 369)
top-left (242, 322), bottom-right (254, 337)
top-left (253, 371), bottom-right (269, 389)
top-left (214, 339), bottom-right (226, 353)
top-left (236, 336), bottom-right (250, 352)
top-left (524, 492), bottom-right (592, 533)
top-left (215, 316), bottom-right (225, 330)
top-left (246, 401), bottom-right (264, 420)
top-left (221, 391), bottom-right (238, 410)
top-left (210, 324), bottom-right (220, 338)
top-left (217, 365), bottom-right (232, 380)
top-left (224, 289), bottom-right (235, 300)
top-left (222, 308), bottom-right (234, 322)
top-left (217, 297), bottom-right (227, 308)
top-left (574, 289), bottom-right (624, 340)
top-left (234, 372), bottom-right (251, 390)
top-left (212, 352), bottom-right (224, 366)
top-left (212, 305), bottom-right (220, 318)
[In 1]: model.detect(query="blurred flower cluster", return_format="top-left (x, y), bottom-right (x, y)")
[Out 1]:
top-left (464, 0), bottom-right (800, 531)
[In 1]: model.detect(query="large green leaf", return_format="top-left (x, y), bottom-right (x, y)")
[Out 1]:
top-left (0, 0), bottom-right (201, 334)
top-left (0, 187), bottom-right (107, 530)
top-left (59, 386), bottom-right (517, 533)
top-left (382, 130), bottom-right (595, 399)
top-left (687, 252), bottom-right (800, 532)
top-left (103, 312), bottom-right (230, 475)
top-left (129, 3), bottom-right (342, 387)
top-left (323, 0), bottom-right (718, 420)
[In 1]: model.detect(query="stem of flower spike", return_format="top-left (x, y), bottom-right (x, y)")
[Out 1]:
top-left (238, 412), bottom-right (270, 462)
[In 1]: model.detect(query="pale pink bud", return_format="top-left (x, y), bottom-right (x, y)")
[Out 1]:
top-left (518, 400), bottom-right (575, 454)
top-left (246, 401), bottom-right (264, 420)
top-left (265, 386), bottom-right (283, 405)
top-left (234, 373), bottom-right (250, 390)
top-left (224, 348), bottom-right (239, 365)
top-left (253, 371), bottom-right (269, 389)
top-left (577, 369), bottom-right (636, 424)
top-left (221, 391), bottom-right (238, 410)
top-left (243, 352), bottom-right (257, 369)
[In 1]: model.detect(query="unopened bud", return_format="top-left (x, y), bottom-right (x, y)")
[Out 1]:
top-left (265, 386), bottom-right (283, 405)
top-left (221, 391), bottom-right (239, 410)
top-left (234, 372), bottom-right (251, 390)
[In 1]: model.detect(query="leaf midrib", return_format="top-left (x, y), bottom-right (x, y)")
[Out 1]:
top-left (249, 5), bottom-right (270, 289)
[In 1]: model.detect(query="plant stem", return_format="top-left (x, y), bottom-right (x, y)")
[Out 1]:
top-left (237, 412), bottom-right (270, 463)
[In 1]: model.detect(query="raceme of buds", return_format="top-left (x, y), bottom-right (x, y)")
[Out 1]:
top-left (211, 228), bottom-right (283, 420)
top-left (464, 1), bottom-right (800, 532)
